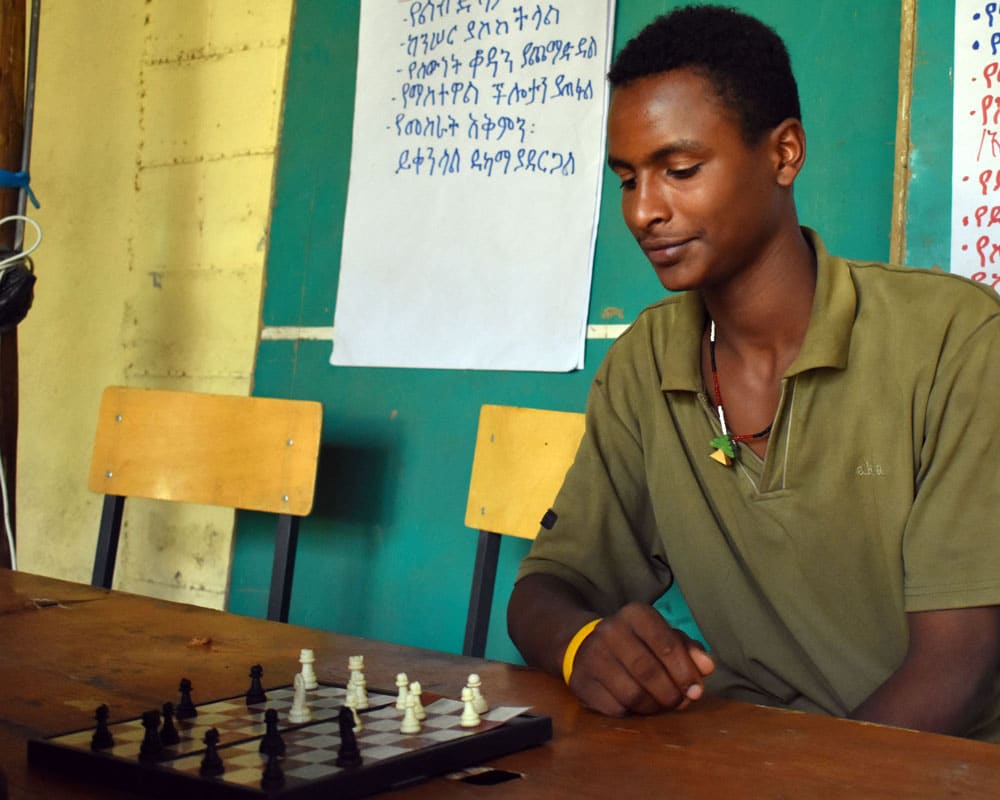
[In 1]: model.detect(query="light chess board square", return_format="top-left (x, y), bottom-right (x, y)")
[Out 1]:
top-left (354, 742), bottom-right (409, 760)
top-left (284, 761), bottom-right (342, 781)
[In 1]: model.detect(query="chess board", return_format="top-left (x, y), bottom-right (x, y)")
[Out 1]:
top-left (27, 681), bottom-right (552, 799)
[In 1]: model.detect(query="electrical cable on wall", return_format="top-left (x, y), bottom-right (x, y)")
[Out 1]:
top-left (0, 441), bottom-right (15, 571)
top-left (0, 216), bottom-right (40, 271)
top-left (0, 217), bottom-right (41, 572)
top-left (0, 0), bottom-right (44, 571)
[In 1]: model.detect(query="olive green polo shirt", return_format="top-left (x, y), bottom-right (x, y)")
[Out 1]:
top-left (517, 230), bottom-right (1000, 740)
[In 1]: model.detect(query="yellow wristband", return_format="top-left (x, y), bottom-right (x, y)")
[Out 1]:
top-left (561, 617), bottom-right (603, 685)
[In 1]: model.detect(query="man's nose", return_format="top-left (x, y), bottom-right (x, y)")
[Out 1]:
top-left (626, 177), bottom-right (671, 231)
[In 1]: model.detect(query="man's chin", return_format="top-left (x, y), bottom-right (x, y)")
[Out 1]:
top-left (653, 266), bottom-right (702, 294)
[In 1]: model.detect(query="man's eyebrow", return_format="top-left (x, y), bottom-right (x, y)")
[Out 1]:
top-left (607, 140), bottom-right (706, 171)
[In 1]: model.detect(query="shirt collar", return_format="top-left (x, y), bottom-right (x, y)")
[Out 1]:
top-left (659, 228), bottom-right (857, 393)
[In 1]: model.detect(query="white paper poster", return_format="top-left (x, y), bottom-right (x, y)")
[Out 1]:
top-left (952, 0), bottom-right (1000, 289)
top-left (332, 1), bottom-right (616, 371)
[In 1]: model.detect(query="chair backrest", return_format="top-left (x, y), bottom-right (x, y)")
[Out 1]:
top-left (462, 404), bottom-right (585, 657)
top-left (88, 386), bottom-right (322, 621)
top-left (88, 386), bottom-right (321, 514)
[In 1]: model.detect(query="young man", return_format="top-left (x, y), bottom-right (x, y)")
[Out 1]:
top-left (508, 5), bottom-right (1000, 740)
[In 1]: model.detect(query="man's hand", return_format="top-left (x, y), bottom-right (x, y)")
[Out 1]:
top-left (508, 574), bottom-right (714, 716)
top-left (569, 603), bottom-right (714, 716)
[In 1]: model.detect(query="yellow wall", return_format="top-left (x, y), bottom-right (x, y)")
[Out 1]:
top-left (16, 0), bottom-right (294, 607)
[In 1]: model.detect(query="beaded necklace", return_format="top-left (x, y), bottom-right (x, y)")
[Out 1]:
top-left (707, 320), bottom-right (773, 466)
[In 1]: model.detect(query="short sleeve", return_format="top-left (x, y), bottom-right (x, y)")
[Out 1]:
top-left (515, 355), bottom-right (672, 615)
top-left (903, 314), bottom-right (1000, 610)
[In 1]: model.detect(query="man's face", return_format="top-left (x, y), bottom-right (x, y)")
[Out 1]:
top-left (607, 68), bottom-right (785, 293)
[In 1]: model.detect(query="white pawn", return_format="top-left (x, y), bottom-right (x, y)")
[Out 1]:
top-left (288, 673), bottom-right (311, 723)
top-left (400, 690), bottom-right (421, 734)
top-left (395, 672), bottom-right (409, 710)
top-left (409, 681), bottom-right (426, 721)
top-left (299, 648), bottom-right (318, 690)
top-left (459, 686), bottom-right (480, 728)
top-left (467, 673), bottom-right (488, 714)
top-left (345, 689), bottom-right (362, 732)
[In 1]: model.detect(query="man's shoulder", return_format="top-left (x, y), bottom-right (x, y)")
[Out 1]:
top-left (830, 255), bottom-right (1000, 365)
top-left (592, 293), bottom-right (697, 393)
top-left (610, 293), bottom-right (690, 345)
top-left (600, 294), bottom-right (692, 368)
top-left (844, 258), bottom-right (1000, 316)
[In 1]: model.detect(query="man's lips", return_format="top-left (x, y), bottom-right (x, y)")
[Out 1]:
top-left (640, 237), bottom-right (694, 266)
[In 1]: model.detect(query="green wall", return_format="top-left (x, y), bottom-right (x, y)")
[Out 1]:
top-left (906, 1), bottom-right (953, 268)
top-left (231, 0), bottom-right (903, 663)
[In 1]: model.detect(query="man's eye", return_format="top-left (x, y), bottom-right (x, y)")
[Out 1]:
top-left (618, 177), bottom-right (636, 190)
top-left (668, 164), bottom-right (701, 179)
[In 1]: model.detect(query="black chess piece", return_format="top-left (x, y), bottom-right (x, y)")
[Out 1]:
top-left (176, 678), bottom-right (197, 720)
top-left (199, 728), bottom-right (224, 777)
top-left (259, 708), bottom-right (286, 756)
top-left (246, 664), bottom-right (267, 706)
top-left (90, 704), bottom-right (114, 750)
top-left (260, 750), bottom-right (285, 790)
top-left (160, 701), bottom-right (180, 746)
top-left (335, 706), bottom-right (362, 769)
top-left (138, 709), bottom-right (163, 761)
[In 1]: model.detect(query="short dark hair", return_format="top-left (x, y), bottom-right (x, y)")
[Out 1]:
top-left (607, 5), bottom-right (801, 143)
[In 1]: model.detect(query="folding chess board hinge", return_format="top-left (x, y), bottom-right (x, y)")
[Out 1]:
top-left (447, 766), bottom-right (525, 786)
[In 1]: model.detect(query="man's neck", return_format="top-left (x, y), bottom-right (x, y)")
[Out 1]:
top-left (701, 225), bottom-right (817, 372)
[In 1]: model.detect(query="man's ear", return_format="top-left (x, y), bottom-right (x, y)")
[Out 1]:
top-left (771, 118), bottom-right (806, 187)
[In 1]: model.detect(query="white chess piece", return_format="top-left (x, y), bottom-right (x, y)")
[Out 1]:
top-left (299, 648), bottom-right (318, 690)
top-left (400, 691), bottom-right (421, 734)
top-left (348, 655), bottom-right (363, 687)
top-left (345, 689), bottom-right (362, 732)
top-left (288, 673), bottom-right (312, 723)
top-left (395, 672), bottom-right (409, 710)
top-left (354, 675), bottom-right (369, 710)
top-left (346, 656), bottom-right (359, 700)
top-left (409, 681), bottom-right (426, 721)
top-left (460, 686), bottom-right (481, 728)
top-left (467, 673), bottom-right (488, 714)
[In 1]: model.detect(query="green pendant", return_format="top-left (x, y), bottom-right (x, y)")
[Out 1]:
top-left (710, 434), bottom-right (736, 458)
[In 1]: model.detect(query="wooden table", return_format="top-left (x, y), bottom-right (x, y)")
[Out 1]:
top-left (2, 570), bottom-right (1000, 799)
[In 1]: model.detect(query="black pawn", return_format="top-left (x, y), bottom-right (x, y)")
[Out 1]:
top-left (246, 664), bottom-right (267, 706)
top-left (199, 728), bottom-right (224, 777)
top-left (259, 708), bottom-right (285, 756)
top-left (261, 749), bottom-right (284, 789)
top-left (176, 678), bottom-right (197, 720)
top-left (138, 709), bottom-right (162, 761)
top-left (335, 706), bottom-right (362, 769)
top-left (90, 704), bottom-right (114, 750)
top-left (160, 701), bottom-right (180, 746)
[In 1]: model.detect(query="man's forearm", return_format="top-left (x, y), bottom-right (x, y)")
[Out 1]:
top-left (507, 573), bottom-right (603, 675)
top-left (849, 607), bottom-right (1000, 736)
top-left (848, 662), bottom-right (995, 735)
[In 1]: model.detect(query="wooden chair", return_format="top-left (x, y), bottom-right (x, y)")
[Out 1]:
top-left (88, 386), bottom-right (322, 622)
top-left (462, 404), bottom-right (585, 657)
